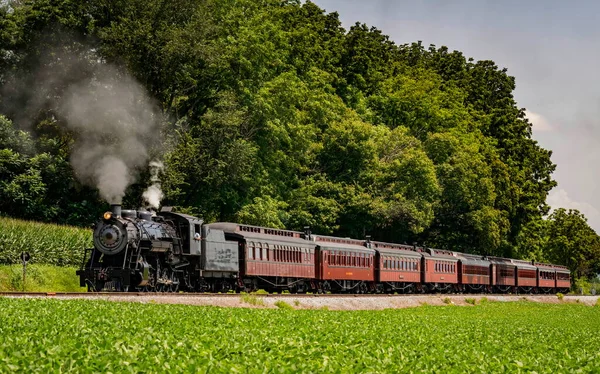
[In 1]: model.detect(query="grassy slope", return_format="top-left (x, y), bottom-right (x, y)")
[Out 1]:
top-left (0, 299), bottom-right (599, 372)
top-left (0, 265), bottom-right (85, 292)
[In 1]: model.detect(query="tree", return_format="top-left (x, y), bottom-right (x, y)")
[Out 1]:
top-left (544, 208), bottom-right (600, 278)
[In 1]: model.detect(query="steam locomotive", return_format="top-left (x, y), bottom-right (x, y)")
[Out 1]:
top-left (77, 204), bottom-right (571, 293)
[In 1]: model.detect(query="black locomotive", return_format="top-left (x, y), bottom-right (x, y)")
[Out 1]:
top-left (77, 204), bottom-right (238, 292)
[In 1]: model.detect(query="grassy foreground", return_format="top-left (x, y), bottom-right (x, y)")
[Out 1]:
top-left (0, 265), bottom-right (85, 292)
top-left (0, 299), bottom-right (599, 372)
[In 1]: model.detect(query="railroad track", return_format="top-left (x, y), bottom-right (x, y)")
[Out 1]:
top-left (0, 291), bottom-right (560, 297)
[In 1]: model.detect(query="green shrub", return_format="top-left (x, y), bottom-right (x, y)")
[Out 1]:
top-left (442, 297), bottom-right (452, 305)
top-left (274, 300), bottom-right (294, 310)
top-left (0, 217), bottom-right (92, 266)
top-left (293, 300), bottom-right (301, 307)
top-left (464, 298), bottom-right (476, 305)
top-left (556, 293), bottom-right (564, 301)
top-left (240, 294), bottom-right (264, 306)
top-left (254, 289), bottom-right (269, 295)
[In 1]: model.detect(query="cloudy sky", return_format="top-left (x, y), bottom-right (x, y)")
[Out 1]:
top-left (314, 0), bottom-right (600, 232)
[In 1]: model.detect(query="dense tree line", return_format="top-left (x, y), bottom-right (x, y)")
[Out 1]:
top-left (0, 0), bottom-right (598, 280)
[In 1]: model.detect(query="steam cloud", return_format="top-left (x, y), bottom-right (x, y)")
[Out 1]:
top-left (59, 64), bottom-right (161, 203)
top-left (1, 37), bottom-right (163, 204)
top-left (142, 161), bottom-right (164, 210)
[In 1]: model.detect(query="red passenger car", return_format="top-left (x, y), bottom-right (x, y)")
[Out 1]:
top-left (553, 265), bottom-right (571, 292)
top-left (489, 257), bottom-right (516, 292)
top-left (456, 254), bottom-right (491, 292)
top-left (372, 241), bottom-right (422, 293)
top-left (421, 248), bottom-right (458, 292)
top-left (315, 235), bottom-right (375, 293)
top-left (209, 223), bottom-right (316, 292)
top-left (512, 259), bottom-right (537, 291)
top-left (535, 262), bottom-right (556, 292)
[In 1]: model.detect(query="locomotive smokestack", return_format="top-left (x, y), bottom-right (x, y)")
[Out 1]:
top-left (110, 204), bottom-right (122, 218)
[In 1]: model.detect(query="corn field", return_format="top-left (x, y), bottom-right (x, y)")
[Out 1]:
top-left (0, 217), bottom-right (92, 266)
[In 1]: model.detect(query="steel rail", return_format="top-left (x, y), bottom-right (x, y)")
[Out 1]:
top-left (0, 291), bottom-right (557, 298)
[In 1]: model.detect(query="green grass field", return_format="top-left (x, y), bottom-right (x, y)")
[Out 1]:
top-left (0, 299), bottom-right (598, 373)
top-left (0, 265), bottom-right (85, 292)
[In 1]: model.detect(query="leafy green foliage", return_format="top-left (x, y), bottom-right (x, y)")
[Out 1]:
top-left (0, 217), bottom-right (92, 265)
top-left (0, 0), bottom-right (597, 273)
top-left (0, 299), bottom-right (599, 372)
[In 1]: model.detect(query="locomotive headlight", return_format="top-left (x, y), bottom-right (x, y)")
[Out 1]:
top-left (103, 211), bottom-right (113, 220)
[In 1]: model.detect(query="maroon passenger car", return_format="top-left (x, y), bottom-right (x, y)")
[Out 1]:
top-left (209, 223), bottom-right (316, 292)
top-left (421, 248), bottom-right (458, 292)
top-left (489, 257), bottom-right (516, 292)
top-left (372, 241), bottom-right (422, 293)
top-left (535, 262), bottom-right (556, 291)
top-left (512, 259), bottom-right (537, 291)
top-left (315, 235), bottom-right (375, 293)
top-left (554, 265), bottom-right (571, 292)
top-left (456, 254), bottom-right (491, 292)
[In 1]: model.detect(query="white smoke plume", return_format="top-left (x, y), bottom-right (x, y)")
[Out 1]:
top-left (59, 64), bottom-right (161, 203)
top-left (142, 160), bottom-right (164, 210)
top-left (1, 36), bottom-right (163, 204)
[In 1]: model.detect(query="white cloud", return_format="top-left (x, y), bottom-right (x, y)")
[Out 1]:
top-left (526, 110), bottom-right (553, 132)
top-left (547, 188), bottom-right (600, 229)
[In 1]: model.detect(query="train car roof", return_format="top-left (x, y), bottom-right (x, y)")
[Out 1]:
top-left (510, 259), bottom-right (537, 270)
top-left (313, 235), bottom-right (374, 254)
top-left (455, 253), bottom-right (490, 267)
top-left (369, 241), bottom-right (421, 257)
top-left (376, 247), bottom-right (422, 257)
top-left (534, 262), bottom-right (555, 270)
top-left (487, 256), bottom-right (514, 266)
top-left (425, 247), bottom-right (458, 261)
top-left (206, 222), bottom-right (312, 246)
top-left (552, 264), bottom-right (571, 274)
